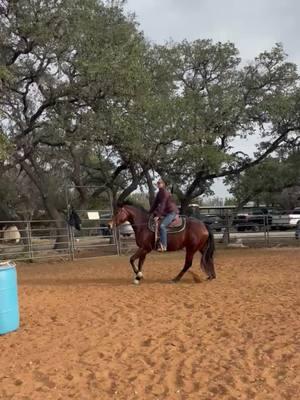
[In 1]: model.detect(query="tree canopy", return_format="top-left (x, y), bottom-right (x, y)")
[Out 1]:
top-left (1, 0), bottom-right (299, 224)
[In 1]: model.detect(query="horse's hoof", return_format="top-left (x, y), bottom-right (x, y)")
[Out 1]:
top-left (133, 279), bottom-right (140, 285)
top-left (206, 276), bottom-right (216, 281)
top-left (136, 271), bottom-right (143, 279)
top-left (169, 279), bottom-right (179, 284)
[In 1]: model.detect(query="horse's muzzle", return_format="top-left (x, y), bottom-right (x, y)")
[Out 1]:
top-left (107, 220), bottom-right (114, 229)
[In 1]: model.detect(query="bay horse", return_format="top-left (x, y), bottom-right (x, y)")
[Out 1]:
top-left (109, 203), bottom-right (216, 284)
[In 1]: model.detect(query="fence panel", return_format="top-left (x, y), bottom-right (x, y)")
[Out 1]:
top-left (70, 209), bottom-right (118, 259)
top-left (118, 211), bottom-right (300, 253)
top-left (0, 220), bottom-right (71, 261)
top-left (0, 215), bottom-right (119, 262)
top-left (0, 210), bottom-right (299, 262)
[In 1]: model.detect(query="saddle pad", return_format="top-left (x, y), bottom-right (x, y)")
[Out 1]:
top-left (148, 215), bottom-right (186, 234)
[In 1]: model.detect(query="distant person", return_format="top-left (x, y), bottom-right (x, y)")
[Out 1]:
top-left (149, 178), bottom-right (179, 251)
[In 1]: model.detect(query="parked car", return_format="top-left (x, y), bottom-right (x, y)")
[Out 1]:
top-left (99, 214), bottom-right (134, 238)
top-left (119, 221), bottom-right (134, 237)
top-left (99, 224), bottom-right (111, 237)
top-left (1, 225), bottom-right (21, 244)
top-left (232, 208), bottom-right (273, 232)
top-left (186, 206), bottom-right (225, 232)
top-left (272, 209), bottom-right (300, 230)
top-left (199, 215), bottom-right (225, 232)
top-left (99, 214), bottom-right (112, 236)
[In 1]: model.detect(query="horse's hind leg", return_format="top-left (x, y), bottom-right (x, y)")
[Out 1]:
top-left (172, 250), bottom-right (196, 283)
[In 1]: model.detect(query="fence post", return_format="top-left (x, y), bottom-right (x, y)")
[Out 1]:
top-left (26, 221), bottom-right (34, 261)
top-left (67, 223), bottom-right (75, 261)
top-left (223, 210), bottom-right (231, 245)
top-left (265, 215), bottom-right (270, 247)
top-left (113, 226), bottom-right (121, 256)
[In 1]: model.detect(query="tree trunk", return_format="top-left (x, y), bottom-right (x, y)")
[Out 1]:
top-left (48, 206), bottom-right (69, 250)
top-left (116, 166), bottom-right (142, 205)
top-left (143, 168), bottom-right (155, 206)
top-left (178, 182), bottom-right (206, 215)
top-left (20, 160), bottom-right (70, 250)
top-left (180, 197), bottom-right (193, 215)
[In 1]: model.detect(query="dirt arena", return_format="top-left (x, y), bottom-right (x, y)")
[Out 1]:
top-left (1, 248), bottom-right (300, 400)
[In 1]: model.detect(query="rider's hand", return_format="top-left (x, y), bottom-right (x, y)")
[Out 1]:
top-left (154, 216), bottom-right (160, 222)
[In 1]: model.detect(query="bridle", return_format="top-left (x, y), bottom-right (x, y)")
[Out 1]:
top-left (109, 206), bottom-right (130, 228)
top-left (117, 207), bottom-right (130, 222)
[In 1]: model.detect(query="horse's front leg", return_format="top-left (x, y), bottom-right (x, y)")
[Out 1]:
top-left (130, 248), bottom-right (145, 284)
top-left (130, 249), bottom-right (140, 275)
top-left (135, 249), bottom-right (150, 282)
top-left (130, 248), bottom-right (148, 284)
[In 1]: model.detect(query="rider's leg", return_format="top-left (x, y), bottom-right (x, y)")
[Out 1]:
top-left (159, 212), bottom-right (177, 250)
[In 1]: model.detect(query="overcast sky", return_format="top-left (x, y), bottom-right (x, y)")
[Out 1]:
top-left (125, 0), bottom-right (299, 198)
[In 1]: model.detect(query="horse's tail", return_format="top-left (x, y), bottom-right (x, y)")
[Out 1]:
top-left (200, 225), bottom-right (216, 279)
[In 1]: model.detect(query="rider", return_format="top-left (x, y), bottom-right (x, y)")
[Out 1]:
top-left (149, 178), bottom-right (179, 252)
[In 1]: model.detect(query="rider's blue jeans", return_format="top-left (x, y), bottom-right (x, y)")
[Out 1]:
top-left (160, 212), bottom-right (177, 248)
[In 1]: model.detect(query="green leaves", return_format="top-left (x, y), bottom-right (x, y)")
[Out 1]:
top-left (227, 152), bottom-right (300, 207)
top-left (1, 1), bottom-right (299, 213)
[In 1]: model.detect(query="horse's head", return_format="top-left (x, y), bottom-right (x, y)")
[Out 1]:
top-left (108, 206), bottom-right (130, 229)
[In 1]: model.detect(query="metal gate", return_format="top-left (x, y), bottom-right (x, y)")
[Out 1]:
top-left (65, 186), bottom-right (119, 259)
top-left (68, 208), bottom-right (119, 259)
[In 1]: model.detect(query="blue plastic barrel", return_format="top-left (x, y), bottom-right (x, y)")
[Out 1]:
top-left (0, 261), bottom-right (19, 335)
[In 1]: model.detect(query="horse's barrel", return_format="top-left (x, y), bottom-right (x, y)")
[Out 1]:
top-left (0, 261), bottom-right (19, 335)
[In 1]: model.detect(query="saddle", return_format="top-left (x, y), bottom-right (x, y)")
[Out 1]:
top-left (148, 215), bottom-right (186, 234)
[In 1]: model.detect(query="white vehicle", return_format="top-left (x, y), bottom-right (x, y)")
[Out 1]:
top-left (99, 214), bottom-right (134, 237)
top-left (119, 221), bottom-right (134, 237)
top-left (2, 225), bottom-right (21, 244)
top-left (272, 208), bottom-right (300, 229)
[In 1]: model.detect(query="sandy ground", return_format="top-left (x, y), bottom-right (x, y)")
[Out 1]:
top-left (1, 248), bottom-right (300, 400)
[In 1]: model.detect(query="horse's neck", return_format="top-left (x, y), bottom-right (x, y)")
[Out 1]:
top-left (127, 207), bottom-right (148, 232)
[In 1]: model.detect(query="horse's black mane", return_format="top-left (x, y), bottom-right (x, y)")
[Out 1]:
top-left (118, 200), bottom-right (149, 214)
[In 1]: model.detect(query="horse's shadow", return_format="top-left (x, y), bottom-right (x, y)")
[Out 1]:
top-left (20, 271), bottom-right (204, 287)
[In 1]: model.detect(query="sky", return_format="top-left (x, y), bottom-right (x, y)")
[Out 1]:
top-left (125, 0), bottom-right (300, 198)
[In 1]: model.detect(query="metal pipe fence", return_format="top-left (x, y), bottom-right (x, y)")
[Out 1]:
top-left (0, 218), bottom-right (118, 262)
top-left (118, 212), bottom-right (300, 254)
top-left (0, 211), bottom-right (299, 261)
